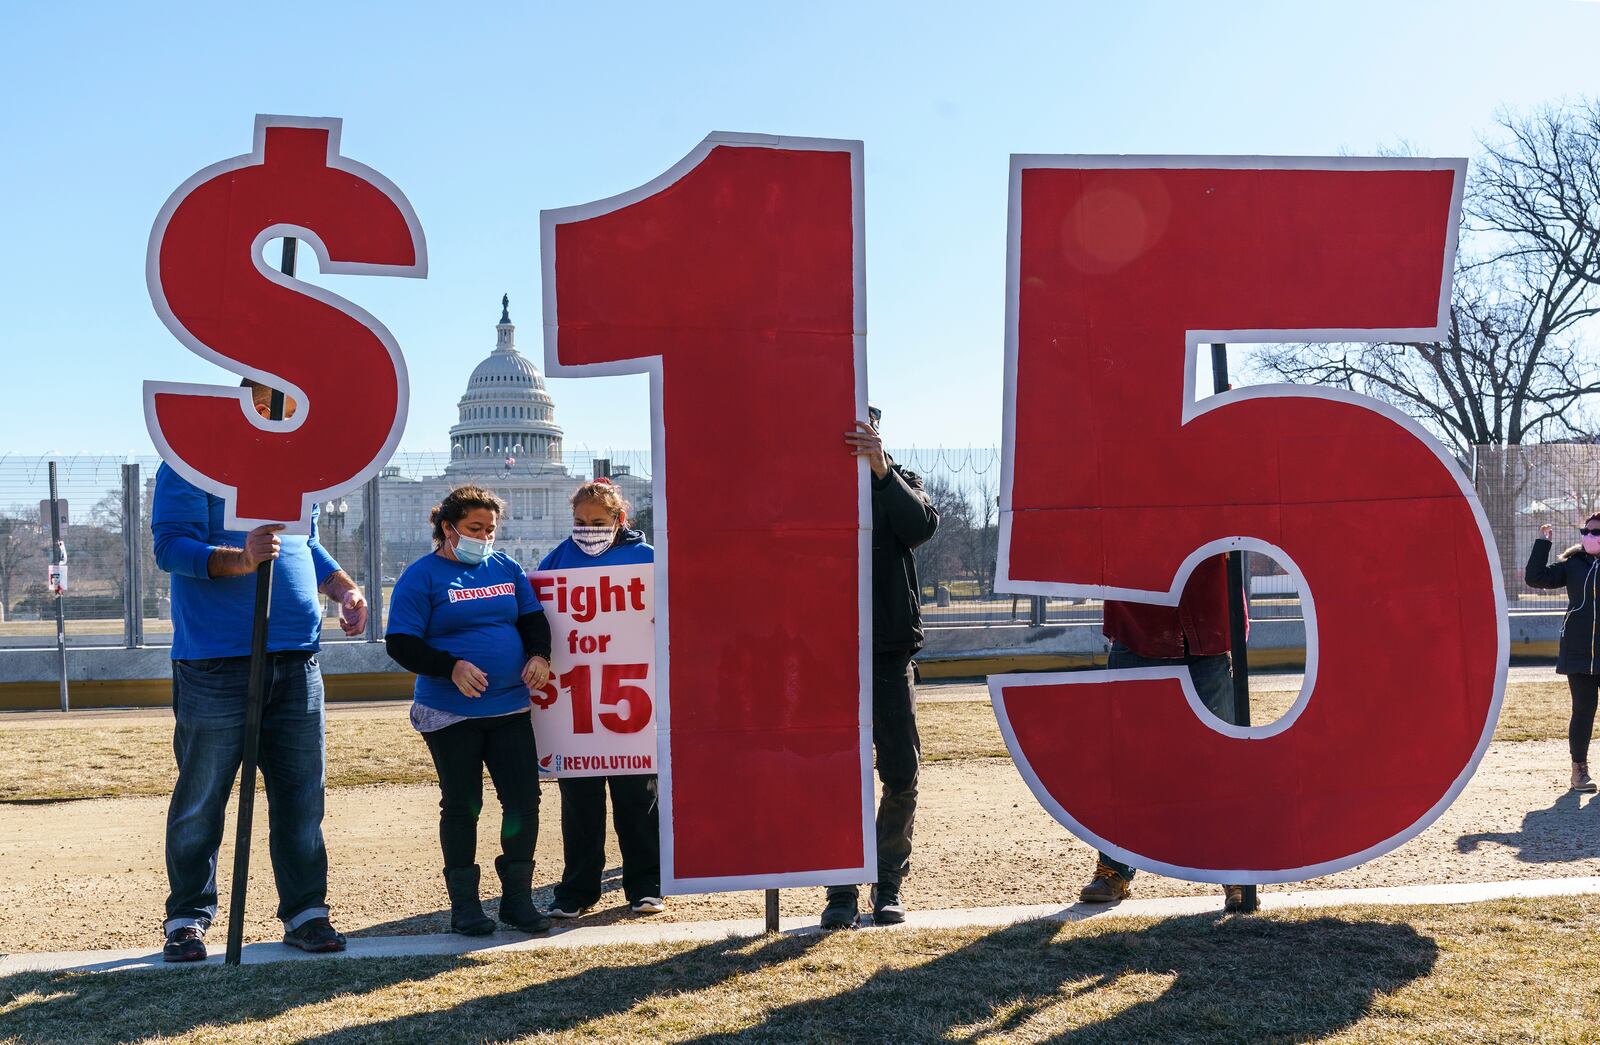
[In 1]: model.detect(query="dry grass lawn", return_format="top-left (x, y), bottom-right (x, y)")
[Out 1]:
top-left (0, 680), bottom-right (1576, 804)
top-left (1, 897), bottom-right (1597, 1043)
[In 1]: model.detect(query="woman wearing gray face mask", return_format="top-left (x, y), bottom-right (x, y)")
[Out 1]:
top-left (385, 485), bottom-right (555, 935)
top-left (535, 479), bottom-right (662, 917)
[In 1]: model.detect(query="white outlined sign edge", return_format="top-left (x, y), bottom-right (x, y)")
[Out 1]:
top-left (539, 131), bottom-right (876, 895)
top-left (990, 154), bottom-right (1509, 884)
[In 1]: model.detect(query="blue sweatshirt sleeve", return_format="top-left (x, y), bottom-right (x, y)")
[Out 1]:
top-left (150, 467), bottom-right (217, 580)
top-left (306, 507), bottom-right (340, 586)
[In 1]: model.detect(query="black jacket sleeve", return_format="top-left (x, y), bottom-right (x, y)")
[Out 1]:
top-left (873, 465), bottom-right (940, 550)
top-left (385, 632), bottom-right (458, 678)
top-left (517, 611), bottom-right (552, 660)
top-left (1526, 538), bottom-right (1568, 590)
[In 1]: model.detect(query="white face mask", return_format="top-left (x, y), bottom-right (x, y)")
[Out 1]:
top-left (572, 525), bottom-right (616, 557)
top-left (450, 526), bottom-right (493, 565)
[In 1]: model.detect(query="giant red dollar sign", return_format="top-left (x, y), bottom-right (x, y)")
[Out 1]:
top-left (991, 157), bottom-right (1506, 883)
top-left (144, 115), bottom-right (426, 530)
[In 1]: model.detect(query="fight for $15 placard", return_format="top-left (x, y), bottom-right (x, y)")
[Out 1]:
top-left (529, 564), bottom-right (656, 777)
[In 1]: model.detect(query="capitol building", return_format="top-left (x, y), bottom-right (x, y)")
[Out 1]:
top-left (371, 297), bottom-right (648, 573)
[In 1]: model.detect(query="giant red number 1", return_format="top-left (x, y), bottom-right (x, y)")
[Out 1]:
top-left (990, 157), bottom-right (1506, 882)
top-left (542, 134), bottom-right (873, 892)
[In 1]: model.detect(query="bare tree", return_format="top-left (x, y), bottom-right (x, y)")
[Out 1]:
top-left (1254, 102), bottom-right (1600, 452)
top-left (1253, 101), bottom-right (1600, 590)
top-left (911, 475), bottom-right (973, 599)
top-left (0, 515), bottom-right (43, 620)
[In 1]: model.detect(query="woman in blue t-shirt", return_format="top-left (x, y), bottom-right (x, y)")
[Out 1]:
top-left (541, 479), bottom-right (664, 918)
top-left (385, 485), bottom-right (553, 935)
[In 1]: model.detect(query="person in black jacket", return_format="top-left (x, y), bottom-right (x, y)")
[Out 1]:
top-left (822, 406), bottom-right (940, 928)
top-left (1526, 517), bottom-right (1600, 794)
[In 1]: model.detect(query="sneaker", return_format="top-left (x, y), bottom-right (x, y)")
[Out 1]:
top-left (1574, 762), bottom-right (1598, 794)
top-left (1079, 861), bottom-right (1131, 904)
top-left (630, 897), bottom-right (666, 915)
top-left (282, 917), bottom-right (347, 953)
top-left (870, 884), bottom-right (906, 926)
top-left (545, 902), bottom-right (589, 919)
top-left (820, 888), bottom-right (859, 930)
top-left (162, 925), bottom-right (207, 963)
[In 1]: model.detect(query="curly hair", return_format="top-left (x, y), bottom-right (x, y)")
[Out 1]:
top-left (429, 485), bottom-right (505, 548)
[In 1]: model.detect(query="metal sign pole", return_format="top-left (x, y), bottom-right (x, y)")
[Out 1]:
top-left (47, 462), bottom-right (68, 712)
top-left (765, 888), bottom-right (780, 933)
top-left (1210, 343), bottom-right (1259, 914)
top-left (225, 236), bottom-right (295, 965)
top-left (364, 475), bottom-right (383, 642)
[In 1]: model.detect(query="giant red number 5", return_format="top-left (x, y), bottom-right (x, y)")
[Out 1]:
top-left (990, 157), bottom-right (1506, 882)
top-left (542, 134), bottom-right (873, 892)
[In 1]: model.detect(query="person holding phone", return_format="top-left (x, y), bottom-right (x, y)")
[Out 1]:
top-left (1526, 517), bottom-right (1600, 793)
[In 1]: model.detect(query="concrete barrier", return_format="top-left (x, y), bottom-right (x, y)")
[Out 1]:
top-left (0, 612), bottom-right (1567, 708)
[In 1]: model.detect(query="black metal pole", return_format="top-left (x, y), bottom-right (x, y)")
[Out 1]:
top-left (1210, 343), bottom-right (1259, 914)
top-left (764, 888), bottom-right (780, 933)
top-left (47, 462), bottom-right (67, 713)
top-left (224, 236), bottom-right (295, 965)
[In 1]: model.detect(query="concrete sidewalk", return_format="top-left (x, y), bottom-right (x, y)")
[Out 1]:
top-left (6, 874), bottom-right (1598, 977)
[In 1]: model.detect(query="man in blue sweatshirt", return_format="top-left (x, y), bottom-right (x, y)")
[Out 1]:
top-left (151, 382), bottom-right (367, 962)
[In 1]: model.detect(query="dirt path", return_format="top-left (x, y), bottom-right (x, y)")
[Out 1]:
top-left (1, 738), bottom-right (1590, 954)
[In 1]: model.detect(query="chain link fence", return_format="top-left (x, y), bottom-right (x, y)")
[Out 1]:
top-left (0, 444), bottom-right (1579, 650)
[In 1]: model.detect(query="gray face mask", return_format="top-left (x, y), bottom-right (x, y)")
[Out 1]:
top-left (450, 526), bottom-right (492, 565)
top-left (572, 525), bottom-right (616, 557)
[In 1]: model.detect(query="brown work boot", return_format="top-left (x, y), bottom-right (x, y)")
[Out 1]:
top-left (1223, 885), bottom-right (1248, 912)
top-left (1079, 861), bottom-right (1131, 903)
top-left (1573, 762), bottom-right (1598, 794)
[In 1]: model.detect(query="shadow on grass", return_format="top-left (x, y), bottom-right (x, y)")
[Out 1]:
top-left (1456, 790), bottom-right (1600, 863)
top-left (688, 914), bottom-right (1438, 1043)
top-left (0, 914), bottom-right (1436, 1043)
top-left (0, 929), bottom-right (821, 1045)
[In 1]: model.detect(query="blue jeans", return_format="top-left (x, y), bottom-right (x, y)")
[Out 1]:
top-left (1098, 641), bottom-right (1235, 882)
top-left (164, 651), bottom-right (329, 934)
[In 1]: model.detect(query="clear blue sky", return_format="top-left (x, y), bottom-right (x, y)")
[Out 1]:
top-left (3, 0), bottom-right (1599, 456)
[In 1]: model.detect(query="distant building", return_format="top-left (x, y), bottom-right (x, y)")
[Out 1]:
top-left (372, 296), bottom-right (647, 576)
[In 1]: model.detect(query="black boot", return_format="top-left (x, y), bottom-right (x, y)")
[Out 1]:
top-left (820, 885), bottom-right (860, 930)
top-left (443, 866), bottom-right (495, 936)
top-left (495, 855), bottom-right (552, 933)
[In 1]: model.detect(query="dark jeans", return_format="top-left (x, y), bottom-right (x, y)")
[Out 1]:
top-left (552, 774), bottom-right (660, 908)
top-left (1569, 674), bottom-right (1599, 764)
top-left (829, 651), bottom-right (921, 898)
top-left (1098, 642), bottom-right (1235, 882)
top-left (165, 652), bottom-right (329, 934)
top-left (421, 712), bottom-right (541, 869)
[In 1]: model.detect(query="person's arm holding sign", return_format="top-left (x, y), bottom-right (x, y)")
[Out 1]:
top-left (517, 588), bottom-right (552, 694)
top-left (846, 417), bottom-right (940, 548)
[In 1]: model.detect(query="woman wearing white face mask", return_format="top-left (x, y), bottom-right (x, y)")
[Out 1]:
top-left (535, 479), bottom-right (662, 917)
top-left (385, 485), bottom-right (554, 935)
top-left (1528, 516), bottom-right (1600, 793)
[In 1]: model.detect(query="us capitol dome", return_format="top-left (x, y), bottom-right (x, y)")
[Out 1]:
top-left (374, 296), bottom-right (648, 571)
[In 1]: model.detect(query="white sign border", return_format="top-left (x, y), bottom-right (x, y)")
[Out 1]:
top-left (990, 154), bottom-right (1509, 885)
top-left (540, 132), bottom-right (875, 894)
